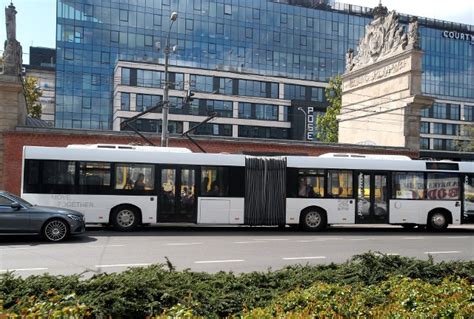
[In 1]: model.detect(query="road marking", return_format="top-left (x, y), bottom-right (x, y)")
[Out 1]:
top-left (253, 238), bottom-right (289, 241)
top-left (194, 259), bottom-right (244, 264)
top-left (87, 245), bottom-right (125, 248)
top-left (349, 238), bottom-right (374, 241)
top-left (424, 251), bottom-right (461, 254)
top-left (297, 238), bottom-right (344, 243)
top-left (234, 241), bottom-right (267, 244)
top-left (95, 263), bottom-right (151, 268)
top-left (165, 242), bottom-right (203, 246)
top-left (402, 237), bottom-right (425, 240)
top-left (283, 256), bottom-right (326, 260)
top-left (0, 267), bottom-right (48, 272)
top-left (385, 253), bottom-right (400, 256)
top-left (0, 247), bottom-right (29, 251)
top-left (446, 236), bottom-right (470, 239)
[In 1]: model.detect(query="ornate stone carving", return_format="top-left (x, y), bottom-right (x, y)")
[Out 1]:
top-left (408, 16), bottom-right (421, 50)
top-left (346, 4), bottom-right (421, 72)
top-left (2, 2), bottom-right (22, 76)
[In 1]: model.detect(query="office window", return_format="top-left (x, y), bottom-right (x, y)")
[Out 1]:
top-left (300, 35), bottom-right (307, 46)
top-left (420, 121), bottom-right (430, 134)
top-left (119, 9), bottom-right (128, 22)
top-left (432, 103), bottom-right (447, 119)
top-left (224, 4), bottom-right (232, 15)
top-left (433, 123), bottom-right (444, 134)
top-left (216, 23), bottom-right (224, 34)
top-left (448, 104), bottom-right (460, 120)
top-left (245, 28), bottom-right (253, 39)
top-left (252, 8), bottom-right (260, 19)
top-left (433, 138), bottom-right (445, 150)
top-left (185, 19), bottom-right (194, 31)
top-left (273, 31), bottom-right (280, 42)
top-left (464, 105), bottom-right (473, 121)
top-left (420, 137), bottom-right (430, 149)
top-left (121, 92), bottom-right (130, 111)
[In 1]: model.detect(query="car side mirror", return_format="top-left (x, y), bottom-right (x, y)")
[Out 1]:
top-left (10, 202), bottom-right (22, 210)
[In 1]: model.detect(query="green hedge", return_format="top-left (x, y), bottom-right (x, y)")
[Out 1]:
top-left (244, 276), bottom-right (474, 318)
top-left (1, 253), bottom-right (473, 318)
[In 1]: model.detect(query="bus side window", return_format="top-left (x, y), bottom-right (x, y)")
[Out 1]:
top-left (464, 175), bottom-right (474, 212)
top-left (115, 164), bottom-right (155, 191)
top-left (201, 167), bottom-right (229, 197)
top-left (327, 170), bottom-right (352, 198)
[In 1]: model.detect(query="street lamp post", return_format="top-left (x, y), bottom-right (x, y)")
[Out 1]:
top-left (160, 11), bottom-right (178, 147)
top-left (297, 107), bottom-right (307, 141)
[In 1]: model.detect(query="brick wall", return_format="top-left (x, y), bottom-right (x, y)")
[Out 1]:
top-left (3, 128), bottom-right (418, 195)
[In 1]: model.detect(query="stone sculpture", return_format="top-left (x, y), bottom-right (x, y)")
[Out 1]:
top-left (346, 3), bottom-right (421, 72)
top-left (2, 2), bottom-right (22, 76)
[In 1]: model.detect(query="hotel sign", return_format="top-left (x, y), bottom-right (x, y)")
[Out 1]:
top-left (442, 31), bottom-right (474, 45)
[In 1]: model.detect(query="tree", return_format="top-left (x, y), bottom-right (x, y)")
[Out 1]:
top-left (316, 75), bottom-right (342, 143)
top-left (457, 124), bottom-right (474, 152)
top-left (23, 76), bottom-right (43, 119)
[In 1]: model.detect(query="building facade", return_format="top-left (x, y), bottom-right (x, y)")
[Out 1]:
top-left (55, 0), bottom-right (473, 158)
top-left (24, 47), bottom-right (56, 126)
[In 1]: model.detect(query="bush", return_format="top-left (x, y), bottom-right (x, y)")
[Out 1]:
top-left (1, 253), bottom-right (473, 318)
top-left (244, 276), bottom-right (474, 318)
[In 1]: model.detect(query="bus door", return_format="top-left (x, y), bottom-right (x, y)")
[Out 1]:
top-left (355, 172), bottom-right (389, 224)
top-left (157, 166), bottom-right (197, 223)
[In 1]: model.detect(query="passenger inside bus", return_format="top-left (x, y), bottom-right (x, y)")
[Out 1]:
top-left (133, 173), bottom-right (145, 190)
top-left (298, 177), bottom-right (316, 197)
top-left (201, 177), bottom-right (210, 195)
top-left (208, 181), bottom-right (221, 196)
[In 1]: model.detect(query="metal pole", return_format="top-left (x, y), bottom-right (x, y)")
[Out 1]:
top-left (298, 107), bottom-right (307, 141)
top-left (160, 12), bottom-right (177, 147)
top-left (161, 45), bottom-right (170, 147)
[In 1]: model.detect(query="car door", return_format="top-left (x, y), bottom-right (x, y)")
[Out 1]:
top-left (0, 194), bottom-right (31, 232)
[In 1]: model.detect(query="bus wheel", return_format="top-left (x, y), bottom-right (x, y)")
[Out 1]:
top-left (301, 209), bottom-right (327, 231)
top-left (427, 211), bottom-right (448, 231)
top-left (111, 206), bottom-right (140, 231)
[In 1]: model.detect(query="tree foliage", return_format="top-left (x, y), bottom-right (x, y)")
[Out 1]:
top-left (316, 75), bottom-right (342, 143)
top-left (457, 124), bottom-right (474, 152)
top-left (23, 76), bottom-right (43, 119)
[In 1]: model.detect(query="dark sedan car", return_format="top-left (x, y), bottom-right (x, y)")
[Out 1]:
top-left (0, 191), bottom-right (85, 242)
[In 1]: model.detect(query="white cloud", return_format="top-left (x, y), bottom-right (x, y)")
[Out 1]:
top-left (338, 0), bottom-right (474, 25)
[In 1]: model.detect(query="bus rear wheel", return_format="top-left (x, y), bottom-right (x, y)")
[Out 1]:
top-left (300, 209), bottom-right (327, 231)
top-left (427, 211), bottom-right (448, 232)
top-left (111, 206), bottom-right (140, 231)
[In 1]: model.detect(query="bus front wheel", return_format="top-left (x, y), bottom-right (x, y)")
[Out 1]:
top-left (111, 206), bottom-right (140, 231)
top-left (427, 210), bottom-right (449, 231)
top-left (300, 209), bottom-right (327, 231)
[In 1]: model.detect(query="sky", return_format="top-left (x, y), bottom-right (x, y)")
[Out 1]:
top-left (0, 0), bottom-right (472, 63)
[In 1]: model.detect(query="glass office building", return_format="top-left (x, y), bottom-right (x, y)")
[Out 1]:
top-left (56, 0), bottom-right (473, 157)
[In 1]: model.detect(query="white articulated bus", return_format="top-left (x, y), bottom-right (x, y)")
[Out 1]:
top-left (21, 144), bottom-right (474, 231)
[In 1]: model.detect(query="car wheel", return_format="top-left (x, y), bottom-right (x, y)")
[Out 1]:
top-left (42, 219), bottom-right (69, 242)
top-left (112, 206), bottom-right (139, 231)
top-left (427, 211), bottom-right (448, 231)
top-left (300, 209), bottom-right (327, 231)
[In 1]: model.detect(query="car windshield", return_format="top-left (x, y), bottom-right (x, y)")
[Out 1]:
top-left (5, 193), bottom-right (33, 207)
